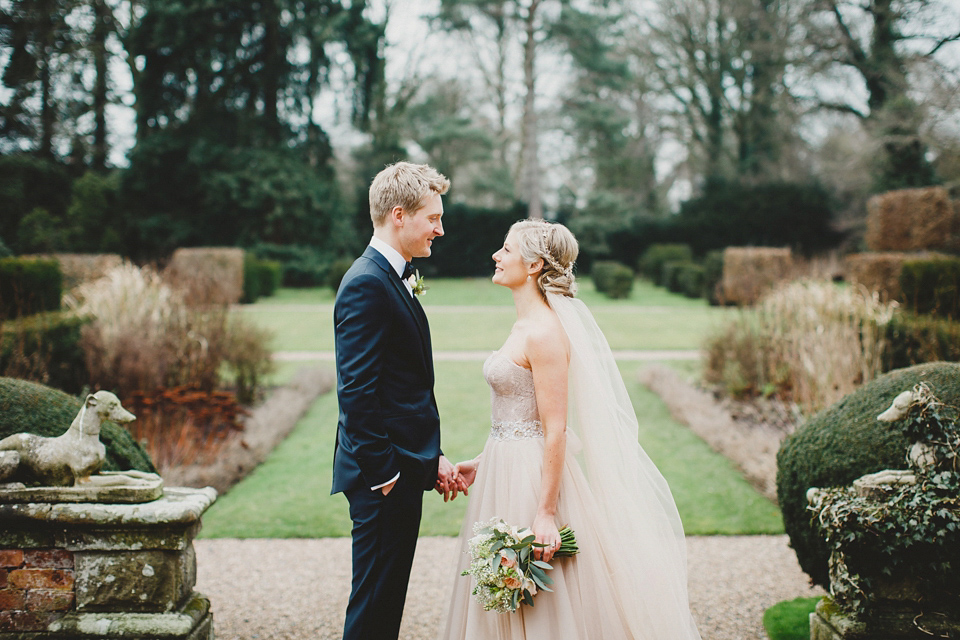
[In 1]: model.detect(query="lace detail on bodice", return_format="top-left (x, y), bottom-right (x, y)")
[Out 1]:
top-left (483, 351), bottom-right (543, 441)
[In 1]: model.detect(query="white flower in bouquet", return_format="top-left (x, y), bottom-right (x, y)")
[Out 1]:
top-left (461, 518), bottom-right (578, 613)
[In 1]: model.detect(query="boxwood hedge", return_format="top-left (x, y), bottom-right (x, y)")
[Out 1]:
top-left (776, 362), bottom-right (960, 588)
top-left (0, 377), bottom-right (155, 474)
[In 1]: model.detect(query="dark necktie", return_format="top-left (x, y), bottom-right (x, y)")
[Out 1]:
top-left (401, 261), bottom-right (416, 280)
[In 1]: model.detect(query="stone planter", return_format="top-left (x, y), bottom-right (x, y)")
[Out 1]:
top-left (0, 487), bottom-right (216, 638)
top-left (811, 595), bottom-right (960, 640)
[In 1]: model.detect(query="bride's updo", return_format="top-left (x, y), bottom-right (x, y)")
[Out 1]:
top-left (510, 219), bottom-right (579, 298)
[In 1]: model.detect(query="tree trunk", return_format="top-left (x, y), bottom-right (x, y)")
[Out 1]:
top-left (91, 0), bottom-right (111, 171)
top-left (520, 0), bottom-right (542, 219)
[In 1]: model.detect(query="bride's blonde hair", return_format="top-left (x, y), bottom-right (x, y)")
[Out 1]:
top-left (509, 220), bottom-right (579, 298)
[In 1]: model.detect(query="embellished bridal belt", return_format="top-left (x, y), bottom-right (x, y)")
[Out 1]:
top-left (490, 419), bottom-right (544, 441)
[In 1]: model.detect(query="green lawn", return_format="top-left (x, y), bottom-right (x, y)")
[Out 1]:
top-left (201, 362), bottom-right (782, 538)
top-left (203, 280), bottom-right (779, 538)
top-left (240, 279), bottom-right (733, 353)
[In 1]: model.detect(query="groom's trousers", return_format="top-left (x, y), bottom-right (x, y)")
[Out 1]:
top-left (342, 470), bottom-right (425, 640)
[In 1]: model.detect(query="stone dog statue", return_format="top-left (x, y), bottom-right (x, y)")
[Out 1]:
top-left (0, 390), bottom-right (135, 487)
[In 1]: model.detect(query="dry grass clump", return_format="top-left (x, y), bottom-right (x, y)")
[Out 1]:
top-left (164, 247), bottom-right (244, 306)
top-left (704, 280), bottom-right (896, 414)
top-left (865, 187), bottom-right (960, 252)
top-left (721, 247), bottom-right (793, 306)
top-left (64, 263), bottom-right (274, 472)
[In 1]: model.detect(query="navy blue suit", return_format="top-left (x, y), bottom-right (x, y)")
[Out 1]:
top-left (332, 246), bottom-right (441, 640)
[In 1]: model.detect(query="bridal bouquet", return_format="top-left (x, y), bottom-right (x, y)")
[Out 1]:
top-left (461, 518), bottom-right (578, 613)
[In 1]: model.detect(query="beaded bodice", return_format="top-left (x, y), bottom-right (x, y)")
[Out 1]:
top-left (483, 351), bottom-right (543, 441)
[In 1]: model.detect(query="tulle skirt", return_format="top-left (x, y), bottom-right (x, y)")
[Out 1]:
top-left (440, 432), bottom-right (670, 640)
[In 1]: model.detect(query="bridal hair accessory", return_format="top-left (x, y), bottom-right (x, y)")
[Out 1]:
top-left (462, 518), bottom-right (578, 613)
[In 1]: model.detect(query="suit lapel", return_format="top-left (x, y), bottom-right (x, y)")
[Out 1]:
top-left (362, 247), bottom-right (432, 375)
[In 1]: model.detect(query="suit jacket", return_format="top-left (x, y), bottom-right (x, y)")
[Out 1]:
top-left (331, 246), bottom-right (441, 494)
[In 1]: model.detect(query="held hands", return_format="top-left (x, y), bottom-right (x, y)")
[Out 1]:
top-left (532, 514), bottom-right (561, 563)
top-left (435, 455), bottom-right (461, 502)
top-left (454, 457), bottom-right (479, 495)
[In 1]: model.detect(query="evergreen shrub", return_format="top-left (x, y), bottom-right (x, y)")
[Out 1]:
top-left (702, 250), bottom-right (725, 305)
top-left (0, 155), bottom-right (72, 253)
top-left (0, 258), bottom-right (63, 319)
top-left (660, 260), bottom-right (687, 293)
top-left (776, 362), bottom-right (960, 589)
top-left (243, 256), bottom-right (283, 303)
top-left (638, 244), bottom-right (692, 284)
top-left (250, 243), bottom-right (327, 287)
top-left (591, 261), bottom-right (634, 299)
top-left (677, 263), bottom-right (705, 299)
top-left (900, 257), bottom-right (960, 318)
top-left (0, 377), bottom-right (155, 473)
top-left (327, 258), bottom-right (355, 293)
top-left (883, 312), bottom-right (960, 370)
top-left (0, 312), bottom-right (90, 393)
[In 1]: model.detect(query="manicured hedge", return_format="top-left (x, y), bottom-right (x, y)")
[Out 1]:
top-left (243, 256), bottom-right (283, 303)
top-left (677, 263), bottom-right (705, 299)
top-left (0, 377), bottom-right (155, 473)
top-left (639, 244), bottom-right (693, 284)
top-left (0, 257), bottom-right (63, 319)
top-left (591, 261), bottom-right (634, 299)
top-left (0, 312), bottom-right (90, 393)
top-left (883, 312), bottom-right (960, 370)
top-left (900, 257), bottom-right (960, 318)
top-left (702, 250), bottom-right (725, 305)
top-left (776, 362), bottom-right (960, 589)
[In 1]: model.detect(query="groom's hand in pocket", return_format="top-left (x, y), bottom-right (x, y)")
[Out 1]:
top-left (380, 478), bottom-right (398, 496)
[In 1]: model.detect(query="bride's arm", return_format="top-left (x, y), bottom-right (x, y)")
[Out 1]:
top-left (527, 324), bottom-right (570, 563)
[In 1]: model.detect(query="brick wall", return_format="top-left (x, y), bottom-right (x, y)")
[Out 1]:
top-left (0, 549), bottom-right (75, 632)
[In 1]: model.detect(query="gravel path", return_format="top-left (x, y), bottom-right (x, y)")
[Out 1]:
top-left (195, 534), bottom-right (822, 640)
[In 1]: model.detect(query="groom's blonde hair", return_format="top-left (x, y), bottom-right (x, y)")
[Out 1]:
top-left (369, 162), bottom-right (450, 227)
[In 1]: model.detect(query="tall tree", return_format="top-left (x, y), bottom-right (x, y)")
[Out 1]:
top-left (0, 0), bottom-right (81, 158)
top-left (437, 0), bottom-right (561, 218)
top-left (803, 0), bottom-right (960, 189)
top-left (121, 0), bottom-right (378, 258)
top-left (647, 0), bottom-right (801, 185)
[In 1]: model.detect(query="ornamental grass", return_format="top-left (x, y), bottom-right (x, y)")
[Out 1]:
top-left (704, 280), bottom-right (895, 414)
top-left (64, 263), bottom-right (274, 471)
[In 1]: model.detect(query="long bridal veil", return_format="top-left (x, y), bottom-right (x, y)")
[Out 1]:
top-left (548, 293), bottom-right (701, 640)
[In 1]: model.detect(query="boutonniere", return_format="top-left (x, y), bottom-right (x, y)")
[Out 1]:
top-left (408, 270), bottom-right (427, 296)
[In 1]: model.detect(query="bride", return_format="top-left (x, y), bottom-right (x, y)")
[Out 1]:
top-left (439, 220), bottom-right (701, 639)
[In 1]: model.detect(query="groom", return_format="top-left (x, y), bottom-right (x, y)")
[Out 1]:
top-left (332, 161), bottom-right (459, 640)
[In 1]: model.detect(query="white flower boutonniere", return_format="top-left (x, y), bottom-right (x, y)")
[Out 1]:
top-left (408, 270), bottom-right (427, 296)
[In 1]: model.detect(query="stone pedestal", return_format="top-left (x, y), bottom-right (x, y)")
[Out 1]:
top-left (811, 596), bottom-right (960, 640)
top-left (0, 488), bottom-right (217, 639)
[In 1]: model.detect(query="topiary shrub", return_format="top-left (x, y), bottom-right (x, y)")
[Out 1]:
top-left (591, 261), bottom-right (634, 299)
top-left (0, 257), bottom-right (63, 319)
top-left (327, 258), bottom-right (355, 293)
top-left (0, 377), bottom-right (155, 474)
top-left (883, 312), bottom-right (960, 370)
top-left (702, 250), bottom-right (725, 305)
top-left (638, 244), bottom-right (693, 284)
top-left (776, 362), bottom-right (960, 589)
top-left (242, 255), bottom-right (283, 303)
top-left (0, 312), bottom-right (90, 393)
top-left (677, 263), bottom-right (705, 299)
top-left (900, 257), bottom-right (960, 319)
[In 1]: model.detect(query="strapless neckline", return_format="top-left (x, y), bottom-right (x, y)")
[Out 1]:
top-left (490, 349), bottom-right (531, 373)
